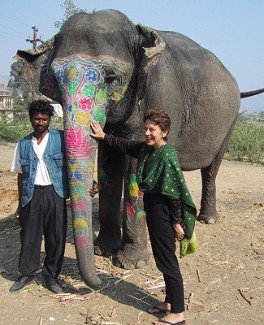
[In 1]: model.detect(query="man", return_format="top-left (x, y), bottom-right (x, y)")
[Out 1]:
top-left (10, 100), bottom-right (68, 294)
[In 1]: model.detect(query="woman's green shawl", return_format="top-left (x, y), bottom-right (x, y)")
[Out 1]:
top-left (136, 144), bottom-right (198, 257)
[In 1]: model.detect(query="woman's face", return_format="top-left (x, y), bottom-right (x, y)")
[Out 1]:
top-left (144, 120), bottom-right (168, 149)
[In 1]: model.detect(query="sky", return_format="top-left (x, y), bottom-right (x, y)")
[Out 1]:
top-left (0, 0), bottom-right (263, 112)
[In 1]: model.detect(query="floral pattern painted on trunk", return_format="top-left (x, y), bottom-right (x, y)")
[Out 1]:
top-left (49, 54), bottom-right (132, 250)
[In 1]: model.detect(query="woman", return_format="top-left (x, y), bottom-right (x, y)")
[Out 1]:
top-left (91, 109), bottom-right (197, 325)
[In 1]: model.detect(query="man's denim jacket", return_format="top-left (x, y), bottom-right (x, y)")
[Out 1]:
top-left (19, 129), bottom-right (69, 207)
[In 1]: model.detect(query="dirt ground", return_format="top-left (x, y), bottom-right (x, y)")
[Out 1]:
top-left (0, 144), bottom-right (263, 325)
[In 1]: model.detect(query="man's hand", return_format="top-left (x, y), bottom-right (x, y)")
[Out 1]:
top-left (15, 205), bottom-right (20, 218)
top-left (15, 205), bottom-right (21, 225)
top-left (89, 180), bottom-right (99, 198)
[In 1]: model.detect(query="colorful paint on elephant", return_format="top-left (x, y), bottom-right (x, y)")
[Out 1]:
top-left (49, 54), bottom-right (132, 250)
top-left (129, 173), bottom-right (144, 198)
top-left (125, 202), bottom-right (145, 221)
top-left (125, 173), bottom-right (145, 222)
top-left (49, 54), bottom-right (133, 132)
top-left (73, 216), bottom-right (89, 250)
top-left (98, 167), bottom-right (114, 190)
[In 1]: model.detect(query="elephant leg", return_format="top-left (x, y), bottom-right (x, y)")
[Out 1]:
top-left (198, 118), bottom-right (237, 224)
top-left (198, 164), bottom-right (218, 224)
top-left (113, 156), bottom-right (150, 269)
top-left (94, 141), bottom-right (123, 256)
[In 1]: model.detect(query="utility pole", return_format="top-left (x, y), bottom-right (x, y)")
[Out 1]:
top-left (26, 26), bottom-right (43, 49)
top-left (26, 26), bottom-right (44, 101)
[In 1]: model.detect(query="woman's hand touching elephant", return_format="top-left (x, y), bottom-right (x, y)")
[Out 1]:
top-left (90, 121), bottom-right (106, 140)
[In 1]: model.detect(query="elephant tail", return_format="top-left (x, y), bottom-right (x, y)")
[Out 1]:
top-left (240, 88), bottom-right (264, 98)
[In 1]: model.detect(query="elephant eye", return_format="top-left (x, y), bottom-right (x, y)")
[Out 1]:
top-left (105, 73), bottom-right (121, 84)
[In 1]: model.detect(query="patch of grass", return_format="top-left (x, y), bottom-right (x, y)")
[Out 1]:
top-left (226, 121), bottom-right (264, 165)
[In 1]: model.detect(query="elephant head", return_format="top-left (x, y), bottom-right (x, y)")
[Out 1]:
top-left (16, 10), bottom-right (165, 288)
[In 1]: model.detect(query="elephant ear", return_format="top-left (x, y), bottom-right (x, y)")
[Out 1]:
top-left (16, 36), bottom-right (61, 102)
top-left (137, 24), bottom-right (165, 61)
top-left (136, 24), bottom-right (165, 100)
top-left (17, 36), bottom-right (55, 60)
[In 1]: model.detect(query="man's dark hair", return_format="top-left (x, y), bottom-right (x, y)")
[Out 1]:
top-left (28, 100), bottom-right (54, 119)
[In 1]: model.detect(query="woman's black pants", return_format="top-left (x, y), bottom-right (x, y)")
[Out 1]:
top-left (144, 193), bottom-right (185, 313)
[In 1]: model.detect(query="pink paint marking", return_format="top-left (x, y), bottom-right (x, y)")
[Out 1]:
top-left (66, 127), bottom-right (95, 158)
top-left (65, 71), bottom-right (85, 104)
top-left (79, 97), bottom-right (93, 111)
top-left (125, 202), bottom-right (135, 218)
top-left (75, 235), bottom-right (89, 250)
top-left (72, 200), bottom-right (87, 212)
top-left (56, 53), bottom-right (114, 61)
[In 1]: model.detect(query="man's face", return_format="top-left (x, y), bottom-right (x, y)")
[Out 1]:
top-left (30, 112), bottom-right (51, 135)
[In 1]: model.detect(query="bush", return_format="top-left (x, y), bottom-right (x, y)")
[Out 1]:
top-left (0, 117), bottom-right (32, 143)
top-left (226, 120), bottom-right (264, 165)
top-left (13, 104), bottom-right (28, 111)
top-left (0, 116), bottom-right (63, 144)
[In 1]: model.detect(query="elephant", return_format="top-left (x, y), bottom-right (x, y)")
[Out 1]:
top-left (16, 9), bottom-right (264, 288)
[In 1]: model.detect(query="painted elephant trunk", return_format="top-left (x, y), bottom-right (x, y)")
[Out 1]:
top-left (49, 54), bottom-right (110, 287)
top-left (65, 125), bottom-right (101, 288)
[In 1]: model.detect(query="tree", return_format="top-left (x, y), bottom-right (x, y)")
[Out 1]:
top-left (54, 0), bottom-right (87, 29)
top-left (8, 60), bottom-right (43, 106)
top-left (8, 61), bottom-right (31, 105)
